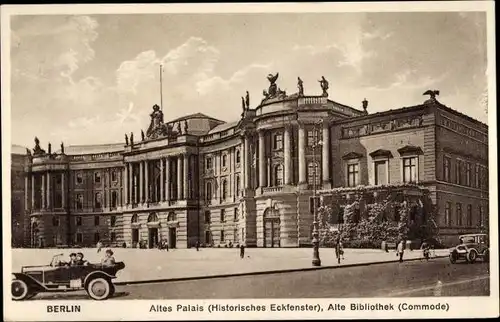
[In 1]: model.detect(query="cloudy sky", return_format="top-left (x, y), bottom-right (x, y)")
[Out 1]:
top-left (9, 11), bottom-right (488, 148)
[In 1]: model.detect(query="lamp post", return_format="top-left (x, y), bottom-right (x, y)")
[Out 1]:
top-left (312, 119), bottom-right (323, 267)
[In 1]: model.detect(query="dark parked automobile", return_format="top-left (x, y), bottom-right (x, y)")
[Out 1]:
top-left (12, 253), bottom-right (125, 301)
top-left (449, 234), bottom-right (489, 264)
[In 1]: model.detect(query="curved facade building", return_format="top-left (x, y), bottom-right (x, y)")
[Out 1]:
top-left (18, 80), bottom-right (489, 248)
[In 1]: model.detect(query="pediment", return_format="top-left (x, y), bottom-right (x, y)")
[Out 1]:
top-left (369, 149), bottom-right (393, 158)
top-left (342, 152), bottom-right (364, 160)
top-left (397, 145), bottom-right (423, 155)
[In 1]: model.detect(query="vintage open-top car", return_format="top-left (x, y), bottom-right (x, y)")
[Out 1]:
top-left (12, 253), bottom-right (125, 301)
top-left (449, 233), bottom-right (489, 264)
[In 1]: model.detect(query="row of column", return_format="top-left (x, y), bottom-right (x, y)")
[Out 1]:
top-left (26, 172), bottom-right (66, 210)
top-left (124, 154), bottom-right (193, 205)
top-left (253, 122), bottom-right (330, 188)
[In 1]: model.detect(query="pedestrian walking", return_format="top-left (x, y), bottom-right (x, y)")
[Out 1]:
top-left (421, 240), bottom-right (430, 261)
top-left (196, 240), bottom-right (200, 251)
top-left (239, 243), bottom-right (245, 259)
top-left (96, 240), bottom-right (103, 253)
top-left (334, 237), bottom-right (341, 264)
top-left (397, 240), bottom-right (405, 263)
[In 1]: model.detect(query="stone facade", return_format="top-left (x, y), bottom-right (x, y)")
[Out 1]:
top-left (15, 85), bottom-right (489, 248)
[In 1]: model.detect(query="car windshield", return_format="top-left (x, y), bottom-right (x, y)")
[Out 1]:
top-left (460, 236), bottom-right (475, 244)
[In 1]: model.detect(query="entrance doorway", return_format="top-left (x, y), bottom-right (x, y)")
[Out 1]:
top-left (132, 229), bottom-right (139, 247)
top-left (168, 227), bottom-right (177, 249)
top-left (263, 207), bottom-right (280, 248)
top-left (148, 228), bottom-right (158, 248)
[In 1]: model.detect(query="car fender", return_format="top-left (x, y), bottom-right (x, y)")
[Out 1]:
top-left (12, 273), bottom-right (47, 291)
top-left (83, 271), bottom-right (116, 288)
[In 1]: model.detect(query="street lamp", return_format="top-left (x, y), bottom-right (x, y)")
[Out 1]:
top-left (311, 119), bottom-right (324, 267)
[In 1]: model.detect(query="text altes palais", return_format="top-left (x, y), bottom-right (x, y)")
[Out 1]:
top-left (13, 75), bottom-right (489, 248)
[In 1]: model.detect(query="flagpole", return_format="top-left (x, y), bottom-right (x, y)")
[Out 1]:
top-left (160, 64), bottom-right (163, 111)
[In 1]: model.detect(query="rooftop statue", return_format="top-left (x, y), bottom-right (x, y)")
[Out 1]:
top-left (32, 137), bottom-right (46, 156)
top-left (141, 130), bottom-right (145, 141)
top-left (26, 148), bottom-right (31, 156)
top-left (125, 134), bottom-right (129, 146)
top-left (130, 132), bottom-right (134, 146)
top-left (146, 104), bottom-right (169, 139)
top-left (241, 96), bottom-right (246, 112)
top-left (245, 91), bottom-right (250, 109)
top-left (319, 76), bottom-right (329, 97)
top-left (297, 77), bottom-right (304, 96)
top-left (423, 90), bottom-right (440, 103)
top-left (48, 143), bottom-right (52, 155)
top-left (362, 98), bottom-right (369, 113)
top-left (262, 72), bottom-right (287, 101)
top-left (60, 142), bottom-right (65, 154)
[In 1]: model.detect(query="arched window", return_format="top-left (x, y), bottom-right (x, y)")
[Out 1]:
top-left (167, 212), bottom-right (177, 222)
top-left (131, 214), bottom-right (139, 223)
top-left (307, 162), bottom-right (320, 186)
top-left (236, 150), bottom-right (241, 164)
top-left (206, 181), bottom-right (212, 202)
top-left (222, 180), bottom-right (228, 200)
top-left (235, 176), bottom-right (241, 197)
top-left (274, 164), bottom-right (284, 186)
top-left (148, 213), bottom-right (159, 222)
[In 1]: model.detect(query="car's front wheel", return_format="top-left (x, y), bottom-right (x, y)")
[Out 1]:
top-left (86, 277), bottom-right (111, 300)
top-left (12, 279), bottom-right (30, 301)
top-left (467, 250), bottom-right (478, 263)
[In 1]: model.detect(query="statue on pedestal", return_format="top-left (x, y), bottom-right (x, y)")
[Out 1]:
top-left (297, 77), bottom-right (304, 96)
top-left (423, 90), bottom-right (440, 104)
top-left (125, 134), bottom-right (129, 146)
top-left (245, 91), bottom-right (250, 109)
top-left (60, 142), bottom-right (65, 154)
top-left (141, 130), bottom-right (145, 141)
top-left (241, 96), bottom-right (246, 112)
top-left (362, 98), bottom-right (368, 113)
top-left (48, 143), bottom-right (52, 155)
top-left (130, 132), bottom-right (134, 146)
top-left (146, 104), bottom-right (164, 138)
top-left (318, 76), bottom-right (329, 97)
top-left (33, 137), bottom-right (46, 156)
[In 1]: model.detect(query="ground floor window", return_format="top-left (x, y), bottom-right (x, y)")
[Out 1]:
top-left (94, 232), bottom-right (100, 243)
top-left (75, 233), bottom-right (83, 243)
top-left (220, 230), bottom-right (225, 243)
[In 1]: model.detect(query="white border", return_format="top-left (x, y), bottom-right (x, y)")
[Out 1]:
top-left (1, 2), bottom-right (498, 321)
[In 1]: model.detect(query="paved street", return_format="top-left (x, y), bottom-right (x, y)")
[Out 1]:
top-left (12, 247), bottom-right (449, 283)
top-left (29, 258), bottom-right (489, 300)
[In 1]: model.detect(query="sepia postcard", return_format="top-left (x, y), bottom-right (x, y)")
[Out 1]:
top-left (1, 2), bottom-right (498, 321)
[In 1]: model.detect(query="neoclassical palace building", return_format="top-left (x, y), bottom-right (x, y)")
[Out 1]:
top-left (12, 75), bottom-right (489, 248)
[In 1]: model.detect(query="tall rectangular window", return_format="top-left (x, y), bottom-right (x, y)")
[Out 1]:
top-left (445, 202), bottom-right (452, 226)
top-left (374, 160), bottom-right (387, 185)
top-left (222, 154), bottom-right (227, 167)
top-left (76, 233), bottom-right (83, 243)
top-left (475, 164), bottom-right (480, 188)
top-left (206, 157), bottom-right (213, 170)
top-left (110, 232), bottom-right (116, 242)
top-left (111, 170), bottom-right (117, 182)
top-left (466, 204), bottom-right (472, 227)
top-left (443, 156), bottom-right (451, 182)
top-left (111, 191), bottom-right (118, 208)
top-left (220, 230), bottom-right (225, 242)
top-left (235, 176), bottom-right (241, 197)
top-left (94, 215), bottom-right (100, 226)
top-left (307, 129), bottom-right (320, 147)
top-left (456, 203), bottom-right (462, 226)
top-left (347, 163), bottom-right (359, 187)
top-left (455, 160), bottom-right (462, 185)
top-left (234, 208), bottom-right (239, 221)
top-left (220, 209), bottom-right (226, 223)
top-left (76, 216), bottom-right (82, 226)
top-left (76, 173), bottom-right (83, 184)
top-left (307, 162), bottom-right (320, 186)
top-left (403, 157), bottom-right (417, 183)
top-left (95, 192), bottom-right (102, 208)
top-left (94, 232), bottom-right (100, 243)
top-left (479, 206), bottom-right (485, 227)
top-left (273, 133), bottom-right (283, 150)
top-left (205, 211), bottom-right (211, 224)
top-left (465, 162), bottom-right (472, 186)
top-left (76, 194), bottom-right (83, 210)
top-left (94, 172), bottom-right (101, 183)
top-left (110, 215), bottom-right (116, 227)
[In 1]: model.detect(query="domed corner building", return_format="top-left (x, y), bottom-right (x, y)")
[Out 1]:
top-left (15, 76), bottom-right (489, 249)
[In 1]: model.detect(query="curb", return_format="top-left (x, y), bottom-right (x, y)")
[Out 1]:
top-left (115, 255), bottom-right (448, 286)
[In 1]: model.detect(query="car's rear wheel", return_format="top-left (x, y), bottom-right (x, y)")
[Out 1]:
top-left (12, 279), bottom-right (29, 301)
top-left (467, 250), bottom-right (478, 263)
top-left (449, 252), bottom-right (457, 264)
top-left (86, 278), bottom-right (111, 300)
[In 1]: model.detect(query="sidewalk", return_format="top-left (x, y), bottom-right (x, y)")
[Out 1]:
top-left (11, 247), bottom-right (450, 284)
